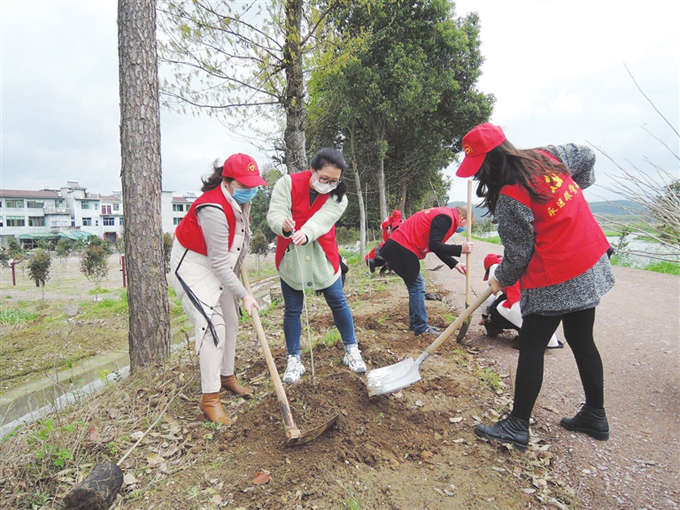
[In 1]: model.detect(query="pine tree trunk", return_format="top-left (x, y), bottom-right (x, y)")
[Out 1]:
top-left (283, 0), bottom-right (307, 173)
top-left (118, 0), bottom-right (171, 370)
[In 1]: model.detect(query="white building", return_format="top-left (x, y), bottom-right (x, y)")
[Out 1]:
top-left (0, 182), bottom-right (195, 248)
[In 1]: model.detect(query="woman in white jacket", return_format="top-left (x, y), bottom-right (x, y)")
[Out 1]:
top-left (171, 154), bottom-right (265, 425)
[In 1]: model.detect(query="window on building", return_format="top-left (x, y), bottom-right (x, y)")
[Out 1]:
top-left (81, 202), bottom-right (90, 210)
top-left (55, 199), bottom-right (65, 208)
top-left (82, 217), bottom-right (92, 226)
top-left (5, 199), bottom-right (24, 208)
top-left (173, 217), bottom-right (182, 225)
top-left (102, 205), bottom-right (112, 214)
top-left (113, 203), bottom-right (120, 211)
top-left (95, 220), bottom-right (99, 227)
top-left (0, 219), bottom-right (3, 227)
top-left (119, 217), bottom-right (124, 226)
top-left (103, 217), bottom-right (115, 226)
top-left (27, 200), bottom-right (44, 209)
top-left (6, 216), bottom-right (25, 227)
top-left (173, 204), bottom-right (184, 212)
top-left (28, 217), bottom-right (45, 227)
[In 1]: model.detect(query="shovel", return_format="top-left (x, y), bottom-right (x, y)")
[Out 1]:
top-left (456, 179), bottom-right (474, 343)
top-left (240, 266), bottom-right (338, 445)
top-left (367, 286), bottom-right (493, 396)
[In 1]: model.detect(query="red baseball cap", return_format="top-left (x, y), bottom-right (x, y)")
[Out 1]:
top-left (483, 253), bottom-right (503, 281)
top-left (222, 154), bottom-right (267, 187)
top-left (456, 123), bottom-right (506, 178)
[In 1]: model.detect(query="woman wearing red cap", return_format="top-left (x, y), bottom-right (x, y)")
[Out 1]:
top-left (171, 153), bottom-right (266, 425)
top-left (457, 123), bottom-right (615, 451)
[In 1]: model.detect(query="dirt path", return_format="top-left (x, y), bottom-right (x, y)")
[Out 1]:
top-left (425, 237), bottom-right (680, 509)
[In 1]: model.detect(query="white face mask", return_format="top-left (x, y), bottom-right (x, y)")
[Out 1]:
top-left (312, 179), bottom-right (338, 195)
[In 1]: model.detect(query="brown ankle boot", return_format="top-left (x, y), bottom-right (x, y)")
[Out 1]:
top-left (220, 375), bottom-right (253, 398)
top-left (199, 393), bottom-right (234, 425)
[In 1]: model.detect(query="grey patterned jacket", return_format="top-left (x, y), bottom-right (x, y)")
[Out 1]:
top-left (493, 144), bottom-right (615, 316)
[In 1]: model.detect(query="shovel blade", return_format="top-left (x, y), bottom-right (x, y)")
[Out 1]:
top-left (286, 413), bottom-right (339, 446)
top-left (367, 357), bottom-right (422, 396)
top-left (455, 316), bottom-right (471, 343)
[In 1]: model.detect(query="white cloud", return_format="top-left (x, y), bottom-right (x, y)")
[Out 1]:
top-left (1, 0), bottom-right (677, 211)
top-left (447, 0), bottom-right (679, 203)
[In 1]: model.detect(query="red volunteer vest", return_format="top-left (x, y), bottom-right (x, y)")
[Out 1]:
top-left (175, 186), bottom-right (236, 256)
top-left (390, 207), bottom-right (459, 259)
top-left (503, 281), bottom-right (521, 308)
top-left (274, 172), bottom-right (341, 271)
top-left (500, 151), bottom-right (609, 289)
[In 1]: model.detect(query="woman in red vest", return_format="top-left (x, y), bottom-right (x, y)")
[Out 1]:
top-left (457, 123), bottom-right (615, 451)
top-left (380, 205), bottom-right (474, 336)
top-left (171, 154), bottom-right (266, 425)
top-left (267, 148), bottom-right (366, 383)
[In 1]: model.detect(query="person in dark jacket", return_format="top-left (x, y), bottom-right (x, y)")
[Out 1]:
top-left (380, 206), bottom-right (473, 336)
top-left (457, 123), bottom-right (615, 451)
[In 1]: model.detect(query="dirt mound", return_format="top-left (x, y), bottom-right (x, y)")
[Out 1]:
top-left (0, 275), bottom-right (572, 509)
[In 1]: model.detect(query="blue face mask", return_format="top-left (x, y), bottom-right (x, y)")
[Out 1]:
top-left (232, 187), bottom-right (258, 204)
top-left (456, 226), bottom-right (466, 234)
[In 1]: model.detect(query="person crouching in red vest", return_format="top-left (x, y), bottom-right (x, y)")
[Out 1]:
top-left (480, 254), bottom-right (563, 349)
top-left (171, 154), bottom-right (267, 425)
top-left (457, 123), bottom-right (615, 452)
top-left (380, 206), bottom-right (474, 336)
top-left (366, 209), bottom-right (404, 275)
top-left (267, 148), bottom-right (366, 383)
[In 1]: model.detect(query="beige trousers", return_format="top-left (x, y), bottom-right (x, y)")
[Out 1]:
top-left (198, 286), bottom-right (239, 394)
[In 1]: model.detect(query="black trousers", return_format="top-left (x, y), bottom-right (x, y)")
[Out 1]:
top-left (511, 307), bottom-right (604, 421)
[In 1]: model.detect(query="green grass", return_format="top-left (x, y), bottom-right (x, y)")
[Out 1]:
top-left (610, 256), bottom-right (680, 274)
top-left (88, 287), bottom-right (111, 295)
top-left (0, 308), bottom-right (40, 324)
top-left (340, 248), bottom-right (362, 265)
top-left (322, 327), bottom-right (341, 347)
top-left (644, 260), bottom-right (680, 275)
top-left (472, 234), bottom-right (502, 245)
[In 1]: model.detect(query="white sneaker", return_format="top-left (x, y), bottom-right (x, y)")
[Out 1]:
top-left (282, 355), bottom-right (306, 383)
top-left (343, 345), bottom-right (367, 373)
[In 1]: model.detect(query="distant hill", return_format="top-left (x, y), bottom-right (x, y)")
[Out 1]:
top-left (587, 200), bottom-right (647, 217)
top-left (447, 199), bottom-right (645, 219)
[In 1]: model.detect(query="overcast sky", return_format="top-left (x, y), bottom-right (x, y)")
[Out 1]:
top-left (1, 0), bottom-right (678, 206)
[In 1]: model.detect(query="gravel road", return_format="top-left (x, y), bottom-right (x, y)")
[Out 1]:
top-left (427, 237), bottom-right (680, 509)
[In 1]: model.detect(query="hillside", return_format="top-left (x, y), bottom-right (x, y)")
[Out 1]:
top-left (447, 199), bottom-right (646, 219)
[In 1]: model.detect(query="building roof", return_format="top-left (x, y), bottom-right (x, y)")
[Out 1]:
top-left (99, 195), bottom-right (122, 202)
top-left (18, 230), bottom-right (93, 241)
top-left (0, 189), bottom-right (61, 199)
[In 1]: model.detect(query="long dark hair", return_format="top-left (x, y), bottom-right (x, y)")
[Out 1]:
top-left (201, 159), bottom-right (228, 192)
top-left (311, 148), bottom-right (347, 202)
top-left (475, 140), bottom-right (570, 215)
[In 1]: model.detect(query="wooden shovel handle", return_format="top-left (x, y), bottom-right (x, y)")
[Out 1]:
top-left (465, 179), bottom-right (473, 304)
top-left (418, 287), bottom-right (494, 362)
top-left (240, 266), bottom-right (301, 439)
